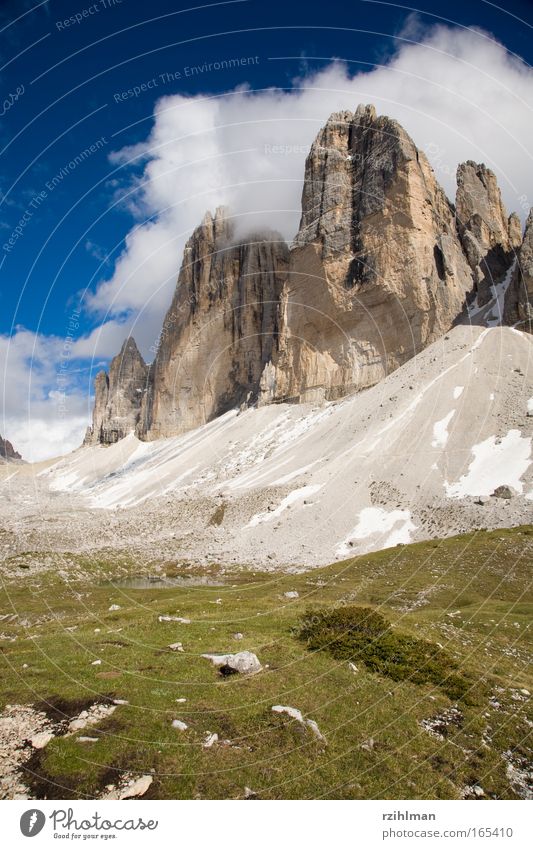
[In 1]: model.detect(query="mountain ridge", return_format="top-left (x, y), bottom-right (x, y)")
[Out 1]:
top-left (84, 104), bottom-right (532, 448)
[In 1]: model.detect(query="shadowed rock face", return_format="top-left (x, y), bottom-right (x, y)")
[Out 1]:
top-left (84, 337), bottom-right (150, 445)
top-left (261, 104), bottom-right (475, 404)
top-left (87, 104), bottom-right (526, 445)
top-left (505, 210), bottom-right (533, 333)
top-left (137, 209), bottom-right (289, 440)
top-left (0, 435), bottom-right (22, 462)
top-left (456, 161), bottom-right (522, 307)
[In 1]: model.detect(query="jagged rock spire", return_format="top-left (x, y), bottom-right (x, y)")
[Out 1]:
top-left (504, 209), bottom-right (533, 331)
top-left (84, 336), bottom-right (150, 445)
top-left (456, 161), bottom-right (521, 306)
top-left (265, 103), bottom-right (474, 404)
top-left (137, 208), bottom-right (289, 440)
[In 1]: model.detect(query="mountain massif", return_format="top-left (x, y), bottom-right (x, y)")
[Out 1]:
top-left (84, 104), bottom-right (532, 446)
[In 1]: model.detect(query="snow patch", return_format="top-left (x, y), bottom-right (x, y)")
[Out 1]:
top-left (336, 507), bottom-right (416, 557)
top-left (445, 430), bottom-right (531, 498)
top-left (247, 485), bottom-right (322, 527)
top-left (486, 260), bottom-right (517, 327)
top-left (431, 410), bottom-right (455, 448)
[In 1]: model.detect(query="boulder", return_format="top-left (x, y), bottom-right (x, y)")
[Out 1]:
top-left (491, 485), bottom-right (517, 499)
top-left (202, 650), bottom-right (262, 675)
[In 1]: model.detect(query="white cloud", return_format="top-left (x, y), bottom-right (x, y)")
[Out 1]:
top-left (0, 329), bottom-right (90, 462)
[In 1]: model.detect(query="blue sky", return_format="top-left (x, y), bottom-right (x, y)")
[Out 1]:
top-left (1, 0), bottom-right (532, 459)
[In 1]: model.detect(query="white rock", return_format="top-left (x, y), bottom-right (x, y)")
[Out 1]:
top-left (348, 662), bottom-right (358, 673)
top-left (283, 591), bottom-right (299, 599)
top-left (202, 651), bottom-right (262, 675)
top-left (108, 605), bottom-right (121, 611)
top-left (171, 720), bottom-right (188, 731)
top-left (119, 775), bottom-right (152, 799)
top-left (158, 615), bottom-right (191, 623)
top-left (113, 699), bottom-right (129, 705)
top-left (30, 731), bottom-right (53, 749)
top-left (168, 642), bottom-right (184, 652)
top-left (272, 704), bottom-right (304, 723)
top-left (233, 633), bottom-right (244, 640)
top-left (91, 659), bottom-right (102, 666)
top-left (77, 736), bottom-right (99, 743)
top-left (175, 698), bottom-right (187, 703)
top-left (271, 705), bottom-right (326, 743)
top-left (67, 703), bottom-right (116, 734)
top-left (203, 732), bottom-right (218, 748)
top-left (305, 719), bottom-right (327, 743)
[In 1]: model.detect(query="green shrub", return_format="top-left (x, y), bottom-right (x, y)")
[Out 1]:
top-left (295, 605), bottom-right (474, 702)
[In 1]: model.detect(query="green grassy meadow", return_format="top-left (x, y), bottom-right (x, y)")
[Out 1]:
top-left (1, 527), bottom-right (531, 799)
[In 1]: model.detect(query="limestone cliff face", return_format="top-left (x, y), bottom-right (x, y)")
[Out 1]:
top-left (456, 161), bottom-right (522, 306)
top-left (84, 337), bottom-right (150, 445)
top-left (504, 210), bottom-right (533, 332)
top-left (0, 435), bottom-right (22, 462)
top-left (261, 105), bottom-right (474, 403)
top-left (137, 209), bottom-right (289, 439)
top-left (87, 104), bottom-right (526, 445)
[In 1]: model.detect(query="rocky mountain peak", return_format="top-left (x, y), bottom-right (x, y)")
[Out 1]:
top-left (0, 435), bottom-right (22, 462)
top-left (136, 207), bottom-right (289, 440)
top-left (505, 209), bottom-right (533, 331)
top-left (86, 104), bottom-right (527, 447)
top-left (84, 335), bottom-right (150, 445)
top-left (267, 102), bottom-right (474, 404)
top-left (455, 160), bottom-right (522, 306)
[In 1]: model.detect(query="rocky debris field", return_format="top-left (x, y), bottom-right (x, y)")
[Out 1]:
top-left (0, 326), bottom-right (531, 570)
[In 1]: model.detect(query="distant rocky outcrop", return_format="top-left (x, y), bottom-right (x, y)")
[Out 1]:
top-left (0, 435), bottom-right (22, 462)
top-left (87, 104), bottom-right (528, 446)
top-left (84, 337), bottom-right (150, 445)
